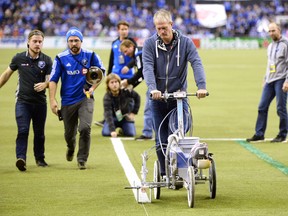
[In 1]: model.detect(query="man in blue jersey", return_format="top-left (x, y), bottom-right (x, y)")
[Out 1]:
top-left (107, 20), bottom-right (137, 79)
top-left (95, 20), bottom-right (137, 127)
top-left (49, 27), bottom-right (105, 170)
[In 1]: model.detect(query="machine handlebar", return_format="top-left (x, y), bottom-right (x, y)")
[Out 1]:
top-left (161, 91), bottom-right (209, 100)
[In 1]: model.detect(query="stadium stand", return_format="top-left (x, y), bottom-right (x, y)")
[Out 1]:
top-left (0, 0), bottom-right (288, 39)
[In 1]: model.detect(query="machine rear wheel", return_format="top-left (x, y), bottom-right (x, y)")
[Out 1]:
top-left (187, 166), bottom-right (195, 208)
top-left (153, 160), bottom-right (161, 199)
top-left (209, 158), bottom-right (217, 199)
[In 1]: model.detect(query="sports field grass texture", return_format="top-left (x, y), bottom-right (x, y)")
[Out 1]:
top-left (0, 48), bottom-right (287, 216)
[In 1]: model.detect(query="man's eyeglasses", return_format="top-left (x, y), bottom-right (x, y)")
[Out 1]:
top-left (68, 39), bottom-right (80, 43)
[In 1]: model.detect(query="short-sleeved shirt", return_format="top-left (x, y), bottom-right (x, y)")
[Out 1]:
top-left (49, 48), bottom-right (105, 106)
top-left (108, 37), bottom-right (137, 79)
top-left (9, 51), bottom-right (52, 104)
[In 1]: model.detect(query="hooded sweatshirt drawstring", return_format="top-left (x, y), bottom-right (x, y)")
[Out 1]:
top-left (155, 34), bottom-right (180, 67)
top-left (177, 38), bottom-right (180, 67)
top-left (155, 40), bottom-right (159, 58)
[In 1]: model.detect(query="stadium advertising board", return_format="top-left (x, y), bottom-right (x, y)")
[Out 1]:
top-left (201, 38), bottom-right (260, 49)
top-left (0, 37), bottom-right (265, 49)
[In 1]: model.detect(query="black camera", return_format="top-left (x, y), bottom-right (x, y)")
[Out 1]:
top-left (57, 109), bottom-right (63, 121)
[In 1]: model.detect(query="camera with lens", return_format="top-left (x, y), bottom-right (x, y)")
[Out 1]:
top-left (86, 66), bottom-right (103, 85)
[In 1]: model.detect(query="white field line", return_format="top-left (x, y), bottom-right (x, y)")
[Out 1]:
top-left (111, 138), bottom-right (150, 203)
top-left (120, 137), bottom-right (263, 141)
top-left (201, 138), bottom-right (246, 141)
top-left (200, 138), bottom-right (275, 141)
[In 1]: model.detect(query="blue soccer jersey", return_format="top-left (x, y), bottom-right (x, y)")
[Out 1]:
top-left (50, 48), bottom-right (105, 106)
top-left (110, 39), bottom-right (134, 79)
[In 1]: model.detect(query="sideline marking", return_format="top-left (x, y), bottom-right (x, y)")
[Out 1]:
top-left (237, 140), bottom-right (288, 175)
top-left (201, 138), bottom-right (245, 141)
top-left (201, 138), bottom-right (283, 142)
top-left (111, 138), bottom-right (150, 203)
top-left (119, 137), bottom-right (248, 141)
top-left (120, 137), bottom-right (279, 141)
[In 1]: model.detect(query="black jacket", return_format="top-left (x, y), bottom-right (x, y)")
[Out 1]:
top-left (127, 51), bottom-right (143, 88)
top-left (103, 88), bottom-right (140, 132)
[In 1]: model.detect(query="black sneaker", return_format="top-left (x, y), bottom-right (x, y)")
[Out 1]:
top-left (78, 161), bottom-right (86, 170)
top-left (246, 135), bottom-right (265, 142)
top-left (36, 159), bottom-right (48, 167)
top-left (94, 119), bottom-right (104, 127)
top-left (16, 158), bottom-right (26, 171)
top-left (66, 149), bottom-right (74, 162)
top-left (135, 135), bottom-right (153, 140)
top-left (271, 135), bottom-right (286, 143)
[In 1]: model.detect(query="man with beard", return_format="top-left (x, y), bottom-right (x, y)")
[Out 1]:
top-left (0, 30), bottom-right (52, 171)
top-left (247, 22), bottom-right (288, 143)
top-left (49, 27), bottom-right (105, 169)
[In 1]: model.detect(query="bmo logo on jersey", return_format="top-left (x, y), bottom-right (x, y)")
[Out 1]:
top-left (67, 70), bottom-right (80, 75)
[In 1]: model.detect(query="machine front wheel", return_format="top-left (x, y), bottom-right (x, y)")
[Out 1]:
top-left (187, 166), bottom-right (195, 208)
top-left (153, 160), bottom-right (161, 199)
top-left (209, 158), bottom-right (217, 199)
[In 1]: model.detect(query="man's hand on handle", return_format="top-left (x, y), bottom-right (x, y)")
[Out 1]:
top-left (196, 89), bottom-right (208, 99)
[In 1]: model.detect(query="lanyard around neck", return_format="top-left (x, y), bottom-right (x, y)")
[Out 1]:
top-left (269, 42), bottom-right (280, 63)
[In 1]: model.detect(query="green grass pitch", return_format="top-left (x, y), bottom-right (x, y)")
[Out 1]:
top-left (0, 48), bottom-right (287, 215)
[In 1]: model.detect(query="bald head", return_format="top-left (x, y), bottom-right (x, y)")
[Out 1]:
top-left (268, 22), bottom-right (281, 41)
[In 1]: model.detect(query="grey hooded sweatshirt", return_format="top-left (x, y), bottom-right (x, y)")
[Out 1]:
top-left (142, 30), bottom-right (206, 94)
top-left (265, 36), bottom-right (288, 84)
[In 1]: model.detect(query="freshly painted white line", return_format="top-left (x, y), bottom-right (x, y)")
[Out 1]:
top-left (119, 137), bottom-right (276, 142)
top-left (201, 138), bottom-right (246, 141)
top-left (201, 138), bottom-right (275, 141)
top-left (119, 137), bottom-right (136, 140)
top-left (120, 137), bottom-right (247, 141)
top-left (111, 138), bottom-right (150, 203)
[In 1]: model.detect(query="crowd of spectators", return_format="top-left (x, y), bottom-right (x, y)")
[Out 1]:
top-left (0, 0), bottom-right (288, 39)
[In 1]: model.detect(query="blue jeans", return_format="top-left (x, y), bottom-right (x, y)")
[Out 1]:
top-left (102, 117), bottom-right (136, 137)
top-left (142, 90), bottom-right (153, 137)
top-left (255, 79), bottom-right (287, 137)
top-left (151, 98), bottom-right (190, 176)
top-left (15, 102), bottom-right (47, 161)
